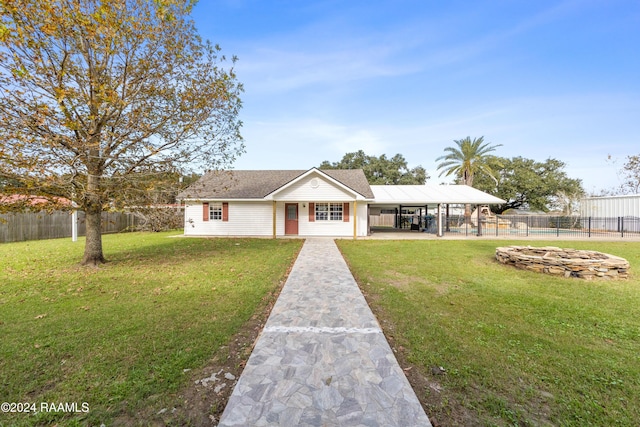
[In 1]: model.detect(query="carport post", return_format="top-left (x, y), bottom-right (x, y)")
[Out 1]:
top-left (445, 204), bottom-right (450, 232)
top-left (437, 204), bottom-right (443, 237)
top-left (394, 207), bottom-right (399, 228)
top-left (425, 205), bottom-right (428, 231)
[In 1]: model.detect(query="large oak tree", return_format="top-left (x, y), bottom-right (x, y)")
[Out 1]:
top-left (320, 150), bottom-right (428, 184)
top-left (0, 0), bottom-right (243, 264)
top-left (474, 156), bottom-right (584, 213)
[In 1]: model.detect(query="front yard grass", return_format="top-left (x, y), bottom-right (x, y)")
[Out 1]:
top-left (337, 239), bottom-right (640, 427)
top-left (0, 232), bottom-right (303, 426)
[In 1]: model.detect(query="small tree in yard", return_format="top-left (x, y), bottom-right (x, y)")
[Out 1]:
top-left (0, 0), bottom-right (243, 265)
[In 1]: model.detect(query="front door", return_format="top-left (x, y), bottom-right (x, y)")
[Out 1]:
top-left (285, 203), bottom-right (298, 235)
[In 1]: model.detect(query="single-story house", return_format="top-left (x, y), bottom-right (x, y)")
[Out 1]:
top-left (177, 168), bottom-right (505, 238)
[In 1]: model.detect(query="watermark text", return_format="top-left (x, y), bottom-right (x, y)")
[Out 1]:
top-left (1, 401), bottom-right (89, 414)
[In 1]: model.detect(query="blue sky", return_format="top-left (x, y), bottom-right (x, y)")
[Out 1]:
top-left (192, 0), bottom-right (640, 194)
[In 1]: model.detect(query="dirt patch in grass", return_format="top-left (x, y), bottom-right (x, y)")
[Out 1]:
top-left (384, 271), bottom-right (423, 291)
top-left (397, 355), bottom-right (478, 427)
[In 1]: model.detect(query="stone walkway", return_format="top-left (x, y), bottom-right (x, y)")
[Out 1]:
top-left (217, 238), bottom-right (432, 427)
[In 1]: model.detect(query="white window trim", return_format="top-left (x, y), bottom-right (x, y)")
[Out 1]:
top-left (315, 202), bottom-right (343, 221)
top-left (209, 203), bottom-right (223, 221)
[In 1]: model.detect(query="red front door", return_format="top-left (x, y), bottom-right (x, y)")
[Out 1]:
top-left (285, 203), bottom-right (298, 235)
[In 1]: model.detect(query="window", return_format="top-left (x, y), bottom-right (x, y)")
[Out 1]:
top-left (330, 203), bottom-right (343, 221)
top-left (209, 203), bottom-right (223, 220)
top-left (202, 202), bottom-right (228, 222)
top-left (315, 202), bottom-right (342, 221)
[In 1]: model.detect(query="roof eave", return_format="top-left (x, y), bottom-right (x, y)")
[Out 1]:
top-left (181, 197), bottom-right (265, 202)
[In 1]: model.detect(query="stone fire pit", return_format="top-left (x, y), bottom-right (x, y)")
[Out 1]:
top-left (495, 246), bottom-right (630, 280)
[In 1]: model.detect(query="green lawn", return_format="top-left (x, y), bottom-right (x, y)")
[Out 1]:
top-left (337, 239), bottom-right (640, 427)
top-left (0, 232), bottom-right (303, 426)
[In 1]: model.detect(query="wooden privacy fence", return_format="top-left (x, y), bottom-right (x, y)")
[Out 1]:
top-left (0, 211), bottom-right (140, 243)
top-left (369, 213), bottom-right (396, 227)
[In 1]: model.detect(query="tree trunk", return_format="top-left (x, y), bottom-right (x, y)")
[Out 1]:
top-left (81, 172), bottom-right (106, 266)
top-left (464, 203), bottom-right (471, 225)
top-left (82, 207), bottom-right (106, 265)
top-left (463, 173), bottom-right (473, 225)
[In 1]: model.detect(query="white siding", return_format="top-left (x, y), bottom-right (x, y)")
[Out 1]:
top-left (275, 173), bottom-right (355, 201)
top-left (279, 202), bottom-right (367, 237)
top-left (580, 195), bottom-right (640, 218)
top-left (356, 202), bottom-right (369, 236)
top-left (184, 201), bottom-right (273, 236)
top-left (297, 202), bottom-right (350, 236)
top-left (184, 200), bottom-right (369, 237)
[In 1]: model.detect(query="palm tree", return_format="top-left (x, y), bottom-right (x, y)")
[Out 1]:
top-left (436, 136), bottom-right (501, 186)
top-left (436, 136), bottom-right (502, 224)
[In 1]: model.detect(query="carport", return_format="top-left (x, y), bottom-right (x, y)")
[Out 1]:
top-left (369, 184), bottom-right (506, 237)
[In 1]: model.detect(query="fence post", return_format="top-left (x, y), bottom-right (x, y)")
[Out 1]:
top-left (72, 210), bottom-right (78, 242)
top-left (556, 217), bottom-right (560, 237)
top-left (621, 217), bottom-right (625, 238)
top-left (588, 217), bottom-right (591, 238)
top-left (526, 216), bottom-right (529, 237)
top-left (496, 216), bottom-right (499, 236)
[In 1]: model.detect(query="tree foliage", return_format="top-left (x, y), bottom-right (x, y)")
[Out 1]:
top-left (435, 136), bottom-right (502, 186)
top-left (474, 156), bottom-right (584, 213)
top-left (618, 154), bottom-right (640, 194)
top-left (319, 150), bottom-right (428, 184)
top-left (0, 0), bottom-right (243, 264)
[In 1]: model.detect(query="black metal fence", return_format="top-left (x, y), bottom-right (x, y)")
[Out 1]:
top-left (431, 214), bottom-right (640, 238)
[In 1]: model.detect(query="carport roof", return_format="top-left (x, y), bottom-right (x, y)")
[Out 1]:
top-left (370, 184), bottom-right (505, 205)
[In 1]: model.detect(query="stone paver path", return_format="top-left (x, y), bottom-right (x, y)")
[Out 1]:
top-left (217, 238), bottom-right (432, 427)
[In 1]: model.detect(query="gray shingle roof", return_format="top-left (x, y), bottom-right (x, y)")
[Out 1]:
top-left (177, 168), bottom-right (374, 200)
